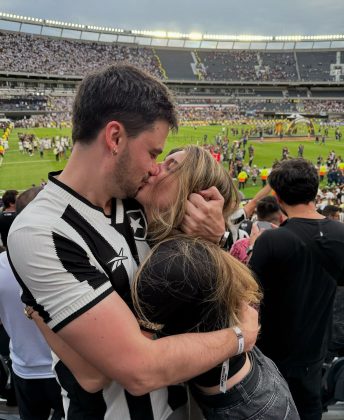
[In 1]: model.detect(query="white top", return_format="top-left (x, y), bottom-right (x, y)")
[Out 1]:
top-left (0, 251), bottom-right (55, 379)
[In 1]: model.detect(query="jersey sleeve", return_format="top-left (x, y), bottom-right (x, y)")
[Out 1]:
top-left (7, 226), bottom-right (114, 332)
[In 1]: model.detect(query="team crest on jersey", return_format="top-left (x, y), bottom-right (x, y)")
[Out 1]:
top-left (107, 248), bottom-right (128, 272)
top-left (126, 209), bottom-right (147, 241)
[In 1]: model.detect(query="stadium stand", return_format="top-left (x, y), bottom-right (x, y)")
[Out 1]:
top-left (0, 20), bottom-right (343, 127)
top-left (198, 51), bottom-right (258, 81)
top-left (259, 52), bottom-right (298, 81)
top-left (297, 51), bottom-right (337, 81)
top-left (156, 49), bottom-right (198, 80)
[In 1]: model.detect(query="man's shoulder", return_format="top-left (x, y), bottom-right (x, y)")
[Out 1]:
top-left (259, 224), bottom-right (296, 242)
top-left (323, 219), bottom-right (344, 235)
top-left (10, 191), bottom-right (62, 235)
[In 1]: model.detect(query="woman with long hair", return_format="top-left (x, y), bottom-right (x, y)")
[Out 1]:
top-left (132, 145), bottom-right (299, 419)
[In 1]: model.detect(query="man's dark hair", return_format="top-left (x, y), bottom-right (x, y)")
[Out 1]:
top-left (15, 187), bottom-right (43, 215)
top-left (321, 205), bottom-right (340, 218)
top-left (256, 196), bottom-right (280, 222)
top-left (72, 64), bottom-right (178, 144)
top-left (2, 190), bottom-right (18, 209)
top-left (268, 159), bottom-right (319, 205)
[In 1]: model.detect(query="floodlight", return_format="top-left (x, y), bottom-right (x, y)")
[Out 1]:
top-left (189, 32), bottom-right (202, 40)
top-left (167, 32), bottom-right (183, 39)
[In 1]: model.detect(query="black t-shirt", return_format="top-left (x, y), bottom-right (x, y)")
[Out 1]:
top-left (250, 217), bottom-right (344, 369)
top-left (136, 238), bottom-right (245, 387)
top-left (0, 211), bottom-right (16, 247)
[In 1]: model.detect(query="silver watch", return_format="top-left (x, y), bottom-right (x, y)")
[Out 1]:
top-left (219, 231), bottom-right (230, 248)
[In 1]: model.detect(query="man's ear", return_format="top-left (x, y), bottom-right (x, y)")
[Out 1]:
top-left (104, 121), bottom-right (124, 153)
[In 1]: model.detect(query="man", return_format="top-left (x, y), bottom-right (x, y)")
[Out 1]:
top-left (8, 65), bottom-right (258, 420)
top-left (256, 195), bottom-right (283, 227)
top-left (0, 190), bottom-right (18, 247)
top-left (237, 168), bottom-right (248, 190)
top-left (0, 187), bottom-right (63, 420)
top-left (248, 144), bottom-right (254, 167)
top-left (0, 141), bottom-right (4, 166)
top-left (250, 159), bottom-right (344, 420)
top-left (297, 144), bottom-right (304, 158)
top-left (230, 196), bottom-right (283, 264)
top-left (321, 204), bottom-right (341, 221)
top-left (260, 166), bottom-right (269, 187)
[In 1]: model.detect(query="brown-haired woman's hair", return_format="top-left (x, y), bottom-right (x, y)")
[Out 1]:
top-left (132, 145), bottom-right (261, 329)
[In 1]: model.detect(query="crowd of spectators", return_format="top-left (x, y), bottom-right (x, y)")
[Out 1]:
top-left (0, 97), bottom-right (48, 112)
top-left (0, 31), bottom-right (163, 78)
top-left (258, 52), bottom-right (297, 81)
top-left (3, 93), bottom-right (344, 128)
top-left (2, 30), bottom-right (343, 82)
top-left (200, 50), bottom-right (258, 81)
top-left (298, 100), bottom-right (344, 114)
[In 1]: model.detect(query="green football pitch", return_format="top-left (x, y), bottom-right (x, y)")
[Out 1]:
top-left (1, 124), bottom-right (344, 198)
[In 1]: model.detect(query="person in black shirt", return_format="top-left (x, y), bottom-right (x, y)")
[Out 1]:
top-left (250, 158), bottom-right (344, 420)
top-left (0, 190), bottom-right (18, 248)
top-left (133, 145), bottom-right (299, 420)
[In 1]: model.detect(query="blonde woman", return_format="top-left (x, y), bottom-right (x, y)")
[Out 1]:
top-left (133, 145), bottom-right (299, 419)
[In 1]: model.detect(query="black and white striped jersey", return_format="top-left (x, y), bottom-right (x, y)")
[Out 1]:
top-left (7, 172), bottom-right (187, 420)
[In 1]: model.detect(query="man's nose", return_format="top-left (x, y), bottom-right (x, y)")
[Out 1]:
top-left (149, 162), bottom-right (161, 176)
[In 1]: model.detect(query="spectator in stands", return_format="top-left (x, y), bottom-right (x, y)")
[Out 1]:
top-left (0, 187), bottom-right (63, 420)
top-left (230, 196), bottom-right (283, 264)
top-left (0, 190), bottom-right (18, 247)
top-left (322, 205), bottom-right (341, 221)
top-left (250, 159), bottom-right (344, 420)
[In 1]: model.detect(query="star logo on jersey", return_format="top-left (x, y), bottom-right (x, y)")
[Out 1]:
top-left (126, 209), bottom-right (147, 240)
top-left (107, 248), bottom-right (128, 272)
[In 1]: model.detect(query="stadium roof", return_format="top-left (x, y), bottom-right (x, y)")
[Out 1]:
top-left (1, 11), bottom-right (344, 50)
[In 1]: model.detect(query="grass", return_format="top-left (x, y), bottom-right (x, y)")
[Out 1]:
top-left (1, 124), bottom-right (344, 197)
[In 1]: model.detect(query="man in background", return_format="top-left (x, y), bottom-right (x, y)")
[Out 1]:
top-left (0, 190), bottom-right (18, 248)
top-left (250, 159), bottom-right (344, 420)
top-left (0, 187), bottom-right (63, 420)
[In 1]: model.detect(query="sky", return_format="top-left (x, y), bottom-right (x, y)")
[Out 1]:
top-left (1, 0), bottom-right (344, 36)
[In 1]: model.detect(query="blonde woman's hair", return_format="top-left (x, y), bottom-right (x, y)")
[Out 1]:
top-left (132, 145), bottom-right (261, 330)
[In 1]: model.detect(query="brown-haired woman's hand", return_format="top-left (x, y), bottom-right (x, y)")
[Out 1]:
top-left (237, 303), bottom-right (260, 352)
top-left (181, 186), bottom-right (225, 243)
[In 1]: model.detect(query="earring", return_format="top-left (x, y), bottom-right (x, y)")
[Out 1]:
top-left (112, 148), bottom-right (118, 156)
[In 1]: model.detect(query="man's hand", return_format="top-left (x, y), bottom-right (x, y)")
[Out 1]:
top-left (237, 303), bottom-right (260, 352)
top-left (181, 186), bottom-right (225, 243)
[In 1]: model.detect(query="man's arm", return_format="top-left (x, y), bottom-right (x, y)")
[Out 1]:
top-left (243, 184), bottom-right (272, 219)
top-left (29, 310), bottom-right (110, 393)
top-left (58, 293), bottom-right (258, 396)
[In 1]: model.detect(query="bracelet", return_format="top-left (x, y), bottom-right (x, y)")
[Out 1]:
top-left (219, 231), bottom-right (230, 248)
top-left (232, 326), bottom-right (245, 355)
